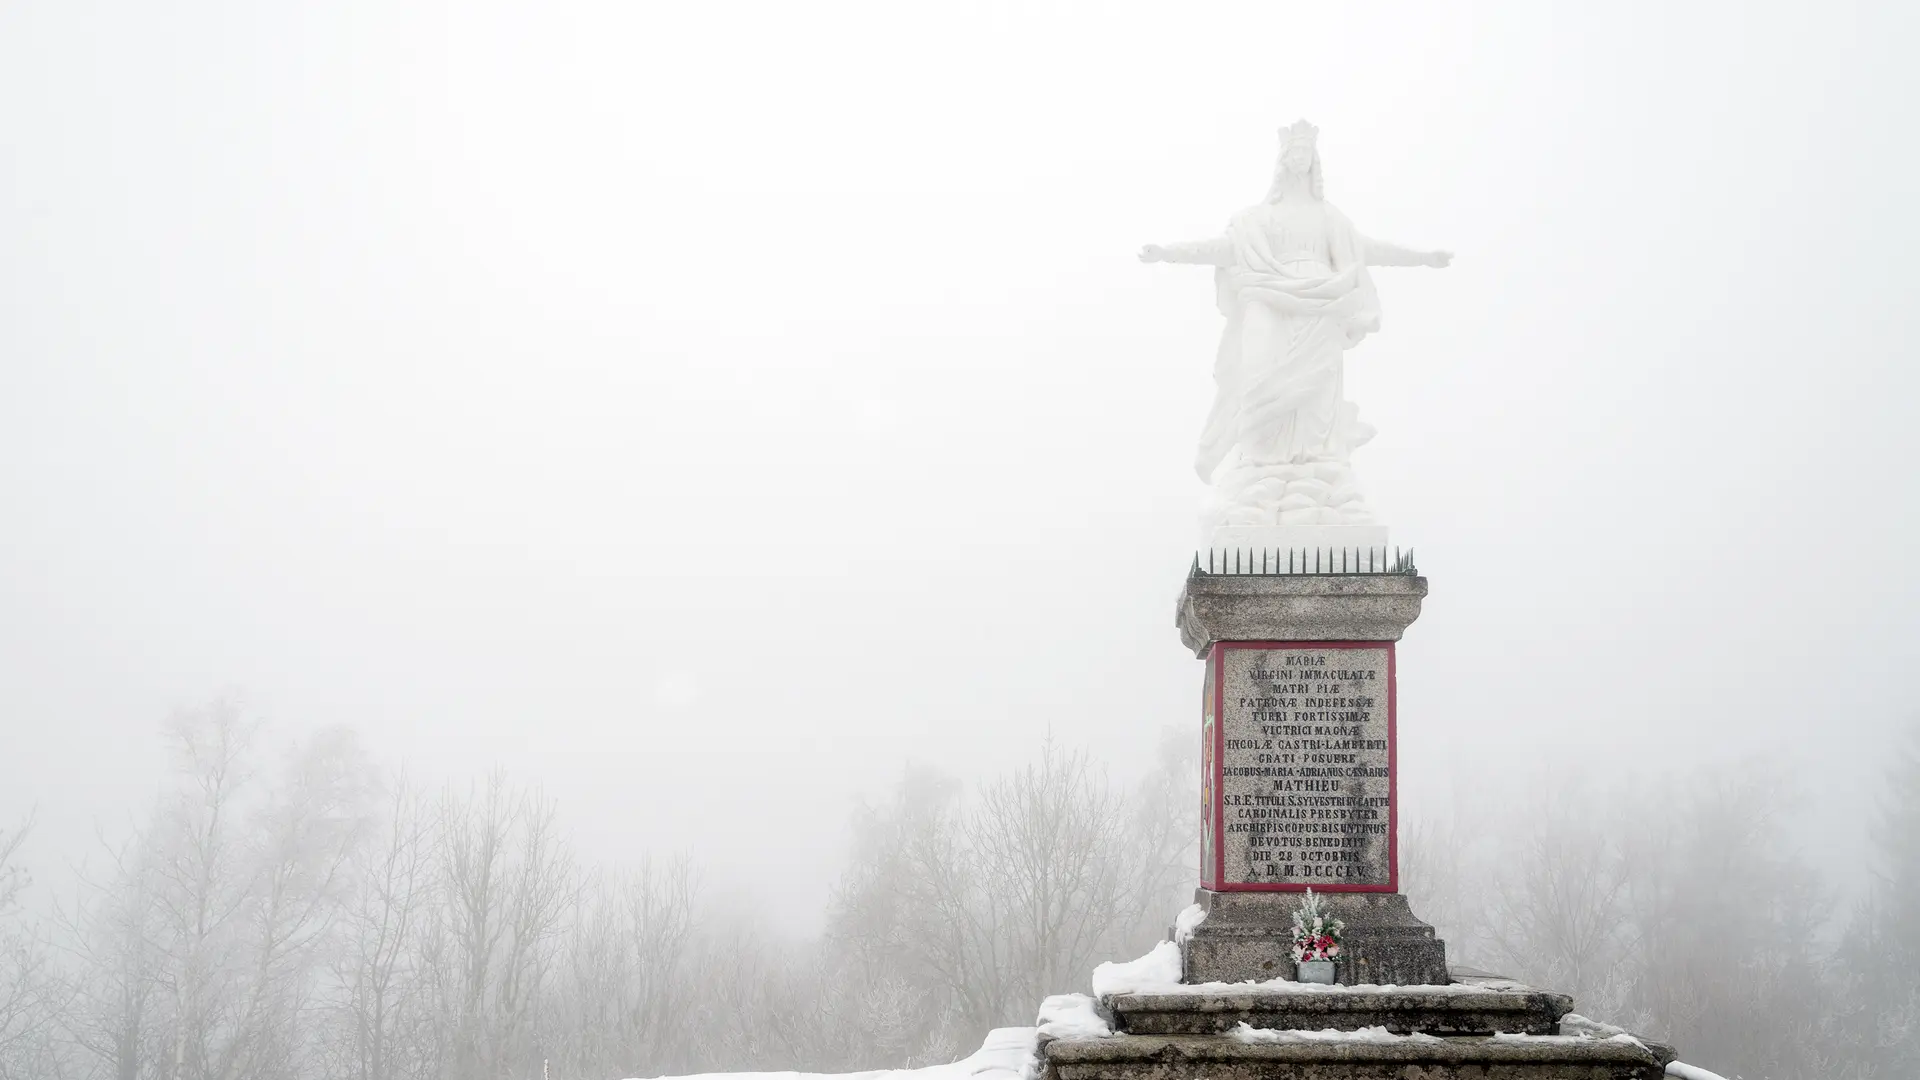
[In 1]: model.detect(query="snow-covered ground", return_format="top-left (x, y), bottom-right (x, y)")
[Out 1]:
top-left (1662, 1064), bottom-right (1729, 1080)
top-left (621, 1026), bottom-right (1037, 1080)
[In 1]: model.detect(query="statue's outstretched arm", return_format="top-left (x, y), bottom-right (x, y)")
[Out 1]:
top-left (1363, 235), bottom-right (1451, 268)
top-left (1139, 235), bottom-right (1233, 266)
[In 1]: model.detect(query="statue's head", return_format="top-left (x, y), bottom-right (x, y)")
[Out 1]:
top-left (1266, 119), bottom-right (1324, 201)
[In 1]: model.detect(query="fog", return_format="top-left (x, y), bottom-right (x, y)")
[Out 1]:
top-left (2, 0), bottom-right (1917, 1029)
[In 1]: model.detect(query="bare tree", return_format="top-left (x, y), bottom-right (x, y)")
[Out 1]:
top-left (825, 740), bottom-right (1160, 1060)
top-left (1623, 769), bottom-right (1826, 1077)
top-left (428, 774), bottom-right (576, 1080)
top-left (1487, 781), bottom-right (1634, 1017)
top-left (1122, 728), bottom-right (1201, 950)
top-left (541, 855), bottom-right (695, 1078)
top-left (61, 701), bottom-right (375, 1080)
top-left (1834, 721), bottom-right (1920, 1077)
top-left (219, 724), bottom-right (374, 1080)
top-left (828, 765), bottom-right (990, 1040)
top-left (327, 775), bottom-right (437, 1080)
top-left (147, 701), bottom-right (260, 1080)
top-left (61, 828), bottom-right (166, 1080)
top-left (972, 740), bottom-right (1131, 1012)
top-left (0, 817), bottom-right (66, 1080)
top-left (1400, 811), bottom-right (1492, 967)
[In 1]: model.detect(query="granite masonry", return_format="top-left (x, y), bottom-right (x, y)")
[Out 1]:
top-left (1181, 558), bottom-right (1447, 987)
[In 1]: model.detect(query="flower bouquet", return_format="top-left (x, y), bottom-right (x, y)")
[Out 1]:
top-left (1289, 888), bottom-right (1345, 984)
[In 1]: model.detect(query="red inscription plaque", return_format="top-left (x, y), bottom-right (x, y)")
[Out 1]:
top-left (1205, 641), bottom-right (1397, 892)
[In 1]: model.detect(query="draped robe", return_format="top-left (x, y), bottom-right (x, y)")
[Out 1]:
top-left (1195, 198), bottom-right (1382, 486)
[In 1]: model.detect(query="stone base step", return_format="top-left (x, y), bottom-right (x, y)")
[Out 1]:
top-left (1042, 1031), bottom-right (1670, 1080)
top-left (1109, 974), bottom-right (1572, 1037)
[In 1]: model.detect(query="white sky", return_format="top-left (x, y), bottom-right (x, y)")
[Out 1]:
top-left (3, 1), bottom-right (1917, 930)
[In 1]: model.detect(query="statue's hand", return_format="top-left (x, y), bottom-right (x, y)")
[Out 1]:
top-left (1427, 250), bottom-right (1453, 269)
top-left (1139, 244), bottom-right (1168, 264)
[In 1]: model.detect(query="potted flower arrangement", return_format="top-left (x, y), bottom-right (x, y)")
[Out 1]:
top-left (1289, 888), bottom-right (1344, 984)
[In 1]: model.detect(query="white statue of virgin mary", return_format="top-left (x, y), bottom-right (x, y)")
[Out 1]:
top-left (1142, 121), bottom-right (1449, 534)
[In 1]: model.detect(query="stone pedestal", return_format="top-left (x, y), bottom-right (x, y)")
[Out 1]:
top-left (1176, 551), bottom-right (1445, 986)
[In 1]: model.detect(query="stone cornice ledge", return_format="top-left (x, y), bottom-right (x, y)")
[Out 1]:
top-left (1176, 573), bottom-right (1430, 656)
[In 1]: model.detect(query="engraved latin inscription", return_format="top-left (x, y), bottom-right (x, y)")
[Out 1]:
top-left (1218, 646), bottom-right (1392, 888)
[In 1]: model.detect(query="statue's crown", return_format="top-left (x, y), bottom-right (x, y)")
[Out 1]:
top-left (1280, 119), bottom-right (1319, 147)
